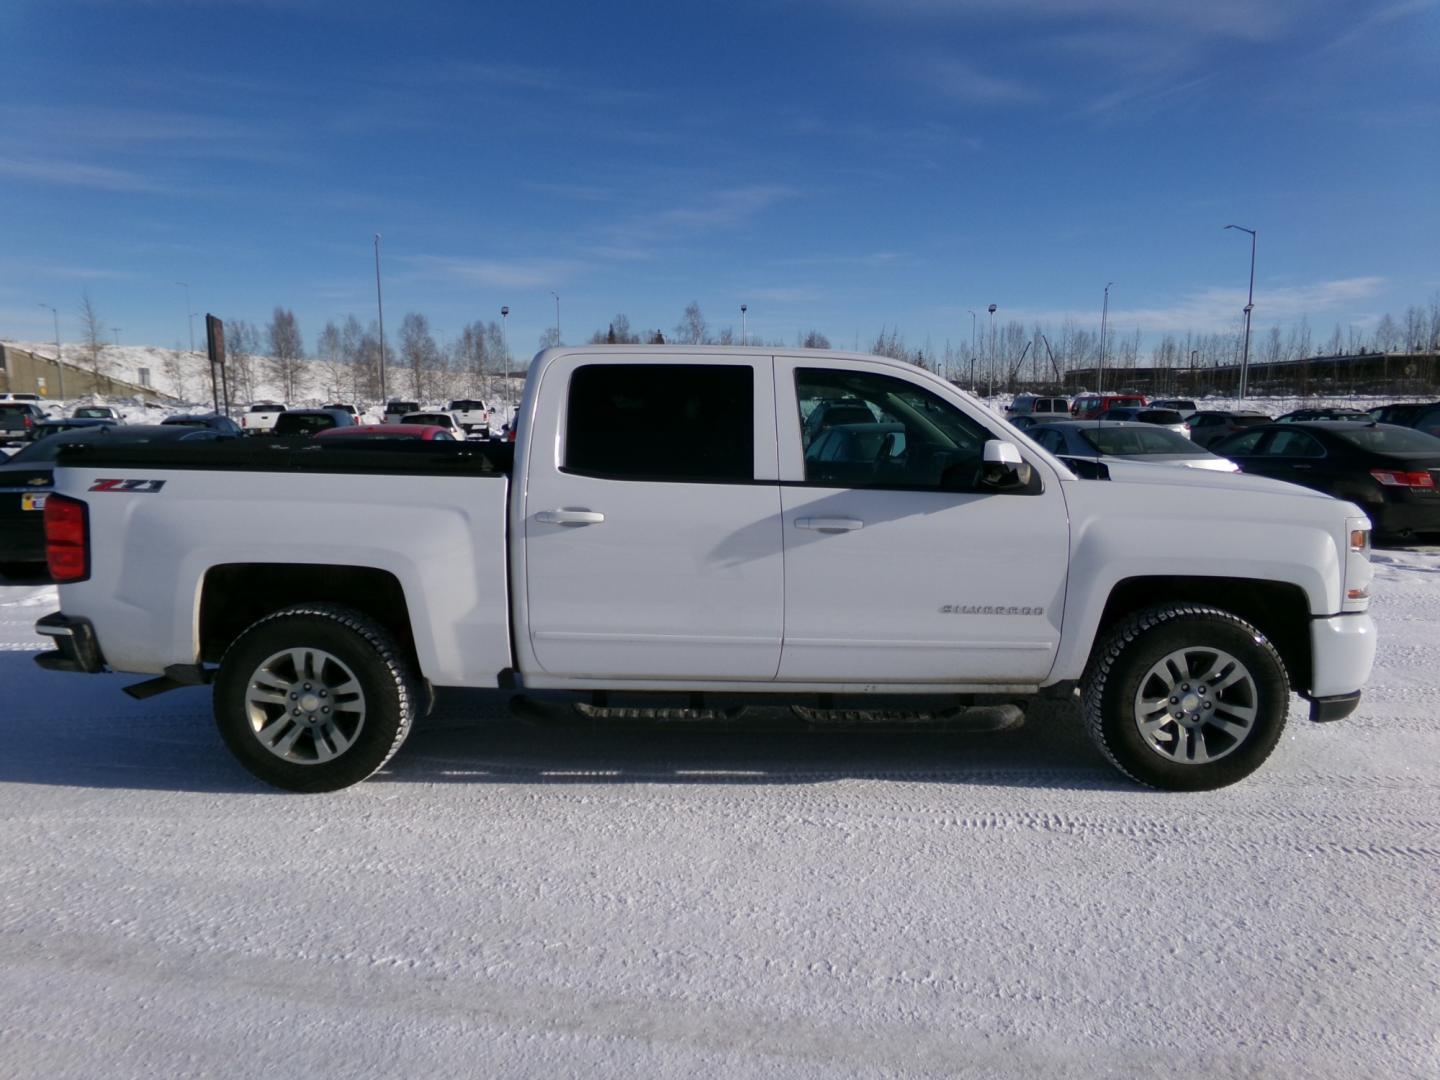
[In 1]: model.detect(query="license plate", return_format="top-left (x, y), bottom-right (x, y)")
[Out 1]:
top-left (21, 493), bottom-right (46, 511)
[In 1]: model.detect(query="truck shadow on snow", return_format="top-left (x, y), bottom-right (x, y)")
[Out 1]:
top-left (0, 652), bottom-right (1127, 793)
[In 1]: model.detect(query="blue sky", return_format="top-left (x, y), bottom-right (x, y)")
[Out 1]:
top-left (2, 0), bottom-right (1437, 359)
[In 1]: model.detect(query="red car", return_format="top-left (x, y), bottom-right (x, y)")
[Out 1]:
top-left (1070, 392), bottom-right (1147, 420)
top-left (314, 423), bottom-right (457, 442)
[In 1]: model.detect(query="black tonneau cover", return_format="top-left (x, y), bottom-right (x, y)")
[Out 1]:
top-left (53, 437), bottom-right (513, 476)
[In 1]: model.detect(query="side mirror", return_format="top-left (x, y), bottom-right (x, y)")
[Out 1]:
top-left (981, 439), bottom-right (1033, 491)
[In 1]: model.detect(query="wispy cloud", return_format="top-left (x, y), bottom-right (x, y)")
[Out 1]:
top-left (400, 255), bottom-right (583, 290)
top-left (813, 0), bottom-right (1329, 43)
top-left (917, 59), bottom-right (1041, 105)
top-left (0, 156), bottom-right (164, 193)
top-left (1011, 277), bottom-right (1387, 333)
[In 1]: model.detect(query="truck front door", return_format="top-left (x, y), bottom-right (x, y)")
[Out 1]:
top-left (519, 353), bottom-right (784, 681)
top-left (776, 358), bottom-right (1069, 684)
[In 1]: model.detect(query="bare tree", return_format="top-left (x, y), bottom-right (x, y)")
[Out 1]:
top-left (227, 320), bottom-right (262, 404)
top-left (674, 301), bottom-right (708, 345)
top-left (162, 345), bottom-right (187, 402)
top-left (799, 330), bottom-right (831, 349)
top-left (315, 320), bottom-right (345, 400)
top-left (267, 307), bottom-right (305, 401)
top-left (78, 290), bottom-right (108, 390)
top-left (399, 312), bottom-right (440, 400)
top-left (538, 326), bottom-right (561, 350)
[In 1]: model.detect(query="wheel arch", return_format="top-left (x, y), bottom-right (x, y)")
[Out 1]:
top-left (199, 563), bottom-right (418, 669)
top-left (1087, 576), bottom-right (1312, 692)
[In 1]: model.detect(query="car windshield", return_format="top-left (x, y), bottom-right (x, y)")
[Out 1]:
top-left (1335, 426), bottom-right (1440, 454)
top-left (1081, 426), bottom-right (1198, 455)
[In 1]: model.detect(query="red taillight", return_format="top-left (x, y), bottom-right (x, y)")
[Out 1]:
top-left (23, 415), bottom-right (34, 430)
top-left (44, 494), bottom-right (89, 583)
top-left (1370, 468), bottom-right (1435, 489)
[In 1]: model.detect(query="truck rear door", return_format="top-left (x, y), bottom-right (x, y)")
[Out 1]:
top-left (519, 353), bottom-right (783, 680)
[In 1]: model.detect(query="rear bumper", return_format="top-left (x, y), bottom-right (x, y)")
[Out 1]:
top-left (1302, 612), bottom-right (1376, 703)
top-left (33, 612), bottom-right (107, 674)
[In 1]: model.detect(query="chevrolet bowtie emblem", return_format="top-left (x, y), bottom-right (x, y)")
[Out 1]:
top-left (27, 477), bottom-right (47, 486)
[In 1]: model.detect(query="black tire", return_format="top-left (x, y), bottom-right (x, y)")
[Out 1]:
top-left (213, 603), bottom-right (421, 792)
top-left (1081, 604), bottom-right (1290, 791)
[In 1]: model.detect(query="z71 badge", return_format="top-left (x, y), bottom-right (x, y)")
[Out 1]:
top-left (88, 479), bottom-right (167, 493)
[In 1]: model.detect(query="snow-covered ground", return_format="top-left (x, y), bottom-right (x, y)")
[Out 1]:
top-left (1, 554), bottom-right (1438, 1079)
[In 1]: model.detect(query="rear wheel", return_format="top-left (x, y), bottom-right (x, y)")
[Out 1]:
top-left (1082, 605), bottom-right (1290, 791)
top-left (213, 603), bottom-right (421, 792)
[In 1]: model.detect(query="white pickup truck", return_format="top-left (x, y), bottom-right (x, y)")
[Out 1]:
top-left (35, 346), bottom-right (1377, 793)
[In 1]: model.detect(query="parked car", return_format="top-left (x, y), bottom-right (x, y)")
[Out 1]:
top-left (1029, 421), bottom-right (1237, 472)
top-left (396, 411), bottom-right (462, 435)
top-left (33, 417), bottom-right (119, 441)
top-left (322, 403), bottom-right (360, 417)
top-left (0, 424), bottom-right (237, 577)
top-left (1211, 421), bottom-right (1440, 542)
top-left (0, 393), bottom-right (43, 403)
top-left (72, 405), bottom-right (123, 422)
top-left (382, 400), bottom-right (422, 425)
top-left (0, 402), bottom-right (49, 444)
top-left (1069, 392), bottom-right (1147, 419)
top-left (1004, 394), bottom-right (1069, 423)
top-left (1093, 406), bottom-right (1191, 437)
top-left (240, 402), bottom-right (287, 434)
top-left (800, 399), bottom-right (877, 447)
top-left (1366, 401), bottom-right (1440, 437)
top-left (1150, 398), bottom-right (1198, 414)
top-left (1274, 406), bottom-right (1370, 423)
top-left (315, 423), bottom-right (458, 442)
top-left (446, 399), bottom-right (493, 439)
top-left (162, 413), bottom-right (245, 436)
top-left (272, 408), bottom-right (358, 437)
top-left (1187, 410), bottom-right (1273, 449)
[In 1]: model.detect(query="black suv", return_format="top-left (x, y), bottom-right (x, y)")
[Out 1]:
top-left (0, 402), bottom-right (48, 443)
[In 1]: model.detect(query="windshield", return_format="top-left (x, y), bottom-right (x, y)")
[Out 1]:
top-left (1082, 426), bottom-right (1199, 455)
top-left (1335, 426), bottom-right (1440, 454)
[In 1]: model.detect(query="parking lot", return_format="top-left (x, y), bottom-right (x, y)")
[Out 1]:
top-left (1, 546), bottom-right (1436, 1079)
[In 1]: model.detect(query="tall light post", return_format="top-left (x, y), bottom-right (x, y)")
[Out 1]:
top-left (176, 282), bottom-right (196, 354)
top-left (38, 302), bottom-right (65, 399)
top-left (1098, 282), bottom-right (1114, 393)
top-left (1224, 225), bottom-right (1257, 399)
top-left (111, 327), bottom-right (122, 347)
top-left (967, 309), bottom-right (977, 388)
top-left (987, 304), bottom-right (997, 395)
top-left (374, 234), bottom-right (387, 403)
top-left (550, 291), bottom-right (561, 344)
top-left (740, 303), bottom-right (748, 346)
top-left (500, 305), bottom-right (510, 410)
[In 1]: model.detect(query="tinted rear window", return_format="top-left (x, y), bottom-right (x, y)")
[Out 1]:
top-left (1139, 410), bottom-right (1185, 424)
top-left (566, 364), bottom-right (753, 482)
top-left (1082, 426), bottom-right (1197, 455)
top-left (1335, 427), bottom-right (1440, 454)
top-left (275, 414), bottom-right (339, 435)
top-left (1232, 414), bottom-right (1269, 427)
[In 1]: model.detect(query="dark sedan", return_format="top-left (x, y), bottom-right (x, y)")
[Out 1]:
top-left (162, 413), bottom-right (245, 436)
top-left (1211, 421), bottom-right (1440, 542)
top-left (1187, 410), bottom-right (1272, 449)
top-left (272, 408), bottom-right (358, 437)
top-left (0, 424), bottom-right (237, 577)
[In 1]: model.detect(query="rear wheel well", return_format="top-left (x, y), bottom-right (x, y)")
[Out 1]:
top-left (1093, 576), bottom-right (1311, 691)
top-left (199, 563), bottom-right (416, 666)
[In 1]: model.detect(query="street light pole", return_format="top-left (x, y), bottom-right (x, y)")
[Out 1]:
top-left (967, 309), bottom-right (976, 388)
top-left (550, 291), bottom-right (560, 344)
top-left (111, 327), bottom-right (121, 347)
top-left (987, 304), bottom-right (997, 396)
top-left (176, 282), bottom-right (195, 354)
top-left (374, 234), bottom-right (387, 403)
top-left (1224, 225), bottom-right (1257, 399)
top-left (500, 305), bottom-right (510, 412)
top-left (1099, 282), bottom-right (1114, 393)
top-left (38, 303), bottom-right (65, 399)
top-left (740, 304), bottom-right (748, 346)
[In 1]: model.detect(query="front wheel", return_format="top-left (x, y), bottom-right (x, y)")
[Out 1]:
top-left (1082, 605), bottom-right (1290, 791)
top-left (213, 603), bottom-right (422, 792)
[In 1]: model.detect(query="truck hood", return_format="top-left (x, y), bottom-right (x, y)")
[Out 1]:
top-left (1092, 458), bottom-right (1337, 501)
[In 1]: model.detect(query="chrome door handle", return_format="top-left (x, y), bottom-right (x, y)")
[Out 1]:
top-left (795, 516), bottom-right (863, 532)
top-left (536, 509), bottom-right (606, 525)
